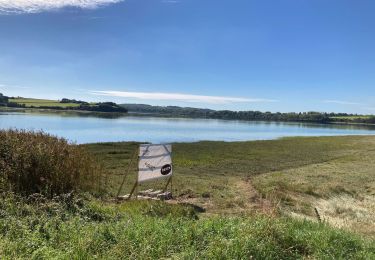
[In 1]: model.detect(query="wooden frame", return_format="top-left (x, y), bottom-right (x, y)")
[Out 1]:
top-left (117, 144), bottom-right (173, 201)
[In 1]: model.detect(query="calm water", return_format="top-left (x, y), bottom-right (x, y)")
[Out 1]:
top-left (1, 112), bottom-right (375, 144)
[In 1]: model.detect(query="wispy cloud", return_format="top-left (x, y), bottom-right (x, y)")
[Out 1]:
top-left (323, 100), bottom-right (361, 106)
top-left (0, 0), bottom-right (123, 14)
top-left (90, 90), bottom-right (277, 104)
top-left (0, 84), bottom-right (31, 89)
top-left (161, 0), bottom-right (180, 4)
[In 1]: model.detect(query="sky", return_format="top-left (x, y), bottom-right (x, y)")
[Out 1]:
top-left (0, 0), bottom-right (374, 114)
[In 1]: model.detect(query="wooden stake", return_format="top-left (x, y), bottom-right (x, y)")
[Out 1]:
top-left (116, 148), bottom-right (138, 198)
top-left (163, 176), bottom-right (172, 193)
top-left (171, 175), bottom-right (173, 195)
top-left (128, 181), bottom-right (138, 200)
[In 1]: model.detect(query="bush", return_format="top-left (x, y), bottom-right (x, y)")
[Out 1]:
top-left (0, 130), bottom-right (106, 197)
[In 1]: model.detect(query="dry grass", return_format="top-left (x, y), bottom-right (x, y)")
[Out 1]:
top-left (316, 195), bottom-right (375, 235)
top-left (0, 130), bottom-right (106, 197)
top-left (253, 137), bottom-right (375, 236)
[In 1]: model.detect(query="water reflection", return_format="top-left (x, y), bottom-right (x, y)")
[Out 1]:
top-left (0, 111), bottom-right (374, 144)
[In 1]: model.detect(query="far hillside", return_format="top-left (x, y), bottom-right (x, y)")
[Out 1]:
top-left (1, 92), bottom-right (375, 125)
top-left (0, 94), bottom-right (127, 113)
top-left (122, 103), bottom-right (375, 125)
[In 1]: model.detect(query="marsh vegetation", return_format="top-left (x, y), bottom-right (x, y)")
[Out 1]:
top-left (1, 130), bottom-right (374, 258)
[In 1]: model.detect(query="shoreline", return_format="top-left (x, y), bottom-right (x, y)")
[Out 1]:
top-left (1, 106), bottom-right (375, 127)
top-left (80, 134), bottom-right (375, 146)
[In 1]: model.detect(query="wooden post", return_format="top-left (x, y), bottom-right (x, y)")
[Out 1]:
top-left (163, 176), bottom-right (172, 193)
top-left (171, 176), bottom-right (173, 195)
top-left (128, 146), bottom-right (140, 200)
top-left (116, 148), bottom-right (138, 198)
top-left (128, 181), bottom-right (138, 200)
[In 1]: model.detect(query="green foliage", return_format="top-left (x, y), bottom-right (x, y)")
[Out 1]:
top-left (0, 93), bottom-right (9, 106)
top-left (60, 98), bottom-right (89, 105)
top-left (78, 102), bottom-right (128, 113)
top-left (0, 193), bottom-right (373, 259)
top-left (122, 103), bottom-right (375, 124)
top-left (0, 130), bottom-right (106, 197)
top-left (8, 97), bottom-right (128, 113)
top-left (4, 94), bottom-right (374, 124)
top-left (0, 134), bottom-right (374, 258)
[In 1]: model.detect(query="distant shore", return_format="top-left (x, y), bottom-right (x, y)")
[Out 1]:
top-left (2, 106), bottom-right (375, 128)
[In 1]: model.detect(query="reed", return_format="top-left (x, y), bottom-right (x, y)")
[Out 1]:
top-left (0, 129), bottom-right (106, 197)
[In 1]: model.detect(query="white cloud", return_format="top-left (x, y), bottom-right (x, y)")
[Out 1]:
top-left (161, 0), bottom-right (180, 3)
top-left (323, 100), bottom-right (361, 106)
top-left (90, 90), bottom-right (277, 104)
top-left (0, 0), bottom-right (123, 14)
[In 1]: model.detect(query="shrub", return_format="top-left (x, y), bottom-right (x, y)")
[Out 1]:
top-left (0, 129), bottom-right (106, 197)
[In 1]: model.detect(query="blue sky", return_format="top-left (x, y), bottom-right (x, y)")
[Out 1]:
top-left (0, 0), bottom-right (374, 114)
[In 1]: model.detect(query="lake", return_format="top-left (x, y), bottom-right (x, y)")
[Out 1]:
top-left (1, 112), bottom-right (375, 144)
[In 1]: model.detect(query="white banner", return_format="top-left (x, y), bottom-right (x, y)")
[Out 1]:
top-left (138, 144), bottom-right (172, 183)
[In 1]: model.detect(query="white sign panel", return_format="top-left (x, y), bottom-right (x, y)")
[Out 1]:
top-left (138, 144), bottom-right (172, 183)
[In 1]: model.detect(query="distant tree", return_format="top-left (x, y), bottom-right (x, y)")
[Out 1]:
top-left (0, 93), bottom-right (9, 106)
top-left (60, 98), bottom-right (89, 105)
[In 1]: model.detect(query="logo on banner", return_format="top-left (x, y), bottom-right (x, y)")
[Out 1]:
top-left (161, 164), bottom-right (172, 175)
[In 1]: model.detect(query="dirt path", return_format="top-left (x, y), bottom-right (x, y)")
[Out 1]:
top-left (233, 178), bottom-right (276, 215)
top-left (169, 178), bottom-right (276, 216)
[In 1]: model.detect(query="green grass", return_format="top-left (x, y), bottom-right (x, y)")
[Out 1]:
top-left (83, 136), bottom-right (364, 198)
top-left (1, 135), bottom-right (375, 258)
top-left (9, 98), bottom-right (80, 108)
top-left (331, 116), bottom-right (372, 120)
top-left (84, 136), bottom-right (375, 235)
top-left (0, 194), bottom-right (374, 259)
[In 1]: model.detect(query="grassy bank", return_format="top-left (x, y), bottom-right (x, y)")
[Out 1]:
top-left (1, 194), bottom-right (374, 259)
top-left (84, 136), bottom-right (375, 236)
top-left (1, 133), bottom-right (375, 258)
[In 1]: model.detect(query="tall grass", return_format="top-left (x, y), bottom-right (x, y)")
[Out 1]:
top-left (0, 195), bottom-right (374, 259)
top-left (0, 130), bottom-right (106, 197)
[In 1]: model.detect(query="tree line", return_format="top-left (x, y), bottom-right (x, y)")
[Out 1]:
top-left (1, 93), bottom-right (374, 124)
top-left (121, 103), bottom-right (375, 124)
top-left (0, 94), bottom-right (128, 113)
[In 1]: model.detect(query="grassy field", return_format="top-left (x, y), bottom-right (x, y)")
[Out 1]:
top-left (1, 134), bottom-right (375, 258)
top-left (331, 116), bottom-right (372, 120)
top-left (9, 98), bottom-right (79, 108)
top-left (84, 136), bottom-right (375, 236)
